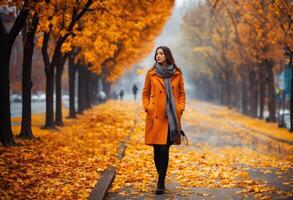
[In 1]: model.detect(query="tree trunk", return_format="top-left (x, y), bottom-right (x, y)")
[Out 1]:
top-left (266, 59), bottom-right (276, 122)
top-left (241, 70), bottom-right (249, 115)
top-left (248, 69), bottom-right (258, 117)
top-left (89, 73), bottom-right (97, 105)
top-left (0, 38), bottom-right (16, 146)
top-left (229, 75), bottom-right (236, 108)
top-left (55, 53), bottom-right (68, 126)
top-left (259, 62), bottom-right (265, 119)
top-left (289, 54), bottom-right (293, 131)
top-left (225, 70), bottom-right (233, 106)
top-left (68, 52), bottom-right (76, 118)
top-left (77, 64), bottom-right (87, 113)
top-left (219, 75), bottom-right (225, 105)
top-left (234, 79), bottom-right (241, 111)
top-left (0, 9), bottom-right (29, 146)
top-left (206, 78), bottom-right (215, 102)
top-left (77, 64), bottom-right (83, 114)
top-left (214, 74), bottom-right (222, 104)
top-left (84, 67), bottom-right (91, 109)
top-left (18, 14), bottom-right (39, 139)
top-left (43, 65), bottom-right (56, 129)
top-left (42, 30), bottom-right (57, 129)
top-left (223, 72), bottom-right (228, 105)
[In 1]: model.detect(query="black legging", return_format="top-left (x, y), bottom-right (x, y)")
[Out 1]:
top-left (153, 145), bottom-right (170, 176)
top-left (153, 126), bottom-right (172, 177)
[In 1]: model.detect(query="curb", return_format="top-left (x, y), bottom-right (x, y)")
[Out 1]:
top-left (88, 113), bottom-right (137, 200)
top-left (88, 166), bottom-right (116, 200)
top-left (88, 141), bottom-right (128, 200)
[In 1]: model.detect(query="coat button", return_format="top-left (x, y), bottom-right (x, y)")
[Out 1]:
top-left (153, 102), bottom-right (155, 105)
top-left (160, 90), bottom-right (162, 93)
top-left (155, 116), bottom-right (158, 119)
top-left (172, 86), bottom-right (174, 89)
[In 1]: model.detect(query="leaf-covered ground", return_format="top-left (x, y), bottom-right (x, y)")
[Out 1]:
top-left (107, 100), bottom-right (293, 200)
top-left (0, 100), bottom-right (137, 199)
top-left (1, 100), bottom-right (292, 199)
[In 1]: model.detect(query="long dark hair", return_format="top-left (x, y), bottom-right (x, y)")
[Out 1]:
top-left (154, 46), bottom-right (179, 69)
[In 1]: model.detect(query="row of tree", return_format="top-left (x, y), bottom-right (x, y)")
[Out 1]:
top-left (181, 0), bottom-right (292, 126)
top-left (0, 0), bottom-right (175, 146)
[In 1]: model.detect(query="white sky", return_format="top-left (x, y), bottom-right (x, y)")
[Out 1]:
top-left (175, 0), bottom-right (190, 7)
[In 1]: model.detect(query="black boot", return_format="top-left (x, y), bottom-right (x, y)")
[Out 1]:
top-left (159, 145), bottom-right (169, 191)
top-left (155, 173), bottom-right (165, 195)
top-left (154, 145), bottom-right (169, 195)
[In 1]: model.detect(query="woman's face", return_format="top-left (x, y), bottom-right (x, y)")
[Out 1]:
top-left (155, 48), bottom-right (167, 65)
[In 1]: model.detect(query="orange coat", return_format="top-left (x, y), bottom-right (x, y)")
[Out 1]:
top-left (142, 66), bottom-right (186, 145)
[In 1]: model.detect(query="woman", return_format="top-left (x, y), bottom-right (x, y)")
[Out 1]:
top-left (142, 46), bottom-right (186, 195)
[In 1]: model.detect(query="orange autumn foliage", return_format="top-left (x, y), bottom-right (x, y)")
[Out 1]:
top-left (72, 0), bottom-right (175, 82)
top-left (181, 0), bottom-right (291, 82)
top-left (0, 101), bottom-right (137, 199)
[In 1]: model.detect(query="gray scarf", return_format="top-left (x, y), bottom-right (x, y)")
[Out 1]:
top-left (154, 62), bottom-right (180, 142)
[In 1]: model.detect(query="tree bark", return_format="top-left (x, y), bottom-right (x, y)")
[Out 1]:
top-left (55, 52), bottom-right (68, 126)
top-left (89, 73), bottom-right (97, 105)
top-left (77, 64), bottom-right (87, 113)
top-left (241, 70), bottom-right (249, 115)
top-left (68, 52), bottom-right (77, 118)
top-left (234, 79), bottom-right (241, 111)
top-left (225, 70), bottom-right (233, 106)
top-left (0, 38), bottom-right (16, 146)
top-left (44, 65), bottom-right (56, 128)
top-left (259, 62), bottom-right (266, 119)
top-left (289, 54), bottom-right (293, 131)
top-left (223, 72), bottom-right (228, 105)
top-left (0, 8), bottom-right (29, 146)
top-left (219, 74), bottom-right (225, 105)
top-left (18, 14), bottom-right (39, 139)
top-left (77, 64), bottom-right (83, 114)
top-left (266, 59), bottom-right (276, 122)
top-left (248, 69), bottom-right (258, 117)
top-left (84, 67), bottom-right (91, 109)
top-left (41, 30), bottom-right (56, 129)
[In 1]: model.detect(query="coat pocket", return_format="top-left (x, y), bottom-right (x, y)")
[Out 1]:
top-left (146, 104), bottom-right (155, 117)
top-left (145, 104), bottom-right (155, 133)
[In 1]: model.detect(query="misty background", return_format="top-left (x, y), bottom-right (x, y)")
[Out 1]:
top-left (111, 0), bottom-right (198, 101)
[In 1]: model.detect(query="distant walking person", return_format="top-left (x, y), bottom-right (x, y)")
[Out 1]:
top-left (119, 89), bottom-right (124, 100)
top-left (142, 46), bottom-right (186, 195)
top-left (132, 84), bottom-right (138, 100)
